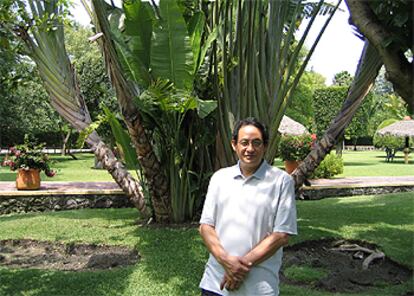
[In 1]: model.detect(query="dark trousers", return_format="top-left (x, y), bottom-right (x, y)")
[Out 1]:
top-left (201, 289), bottom-right (222, 296)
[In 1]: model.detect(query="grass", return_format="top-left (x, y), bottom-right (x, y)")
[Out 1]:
top-left (0, 150), bottom-right (412, 182)
top-left (283, 265), bottom-right (328, 284)
top-left (274, 149), bottom-right (413, 177)
top-left (0, 192), bottom-right (412, 296)
top-left (0, 154), bottom-right (114, 182)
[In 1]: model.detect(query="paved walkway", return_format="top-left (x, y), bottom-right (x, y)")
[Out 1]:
top-left (1, 176), bottom-right (414, 196)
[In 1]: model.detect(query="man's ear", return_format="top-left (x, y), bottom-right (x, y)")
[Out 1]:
top-left (231, 140), bottom-right (237, 152)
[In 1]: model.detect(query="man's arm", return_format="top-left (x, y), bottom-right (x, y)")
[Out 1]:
top-left (243, 232), bottom-right (290, 266)
top-left (199, 223), bottom-right (251, 281)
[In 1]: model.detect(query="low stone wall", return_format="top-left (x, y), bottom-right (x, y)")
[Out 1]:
top-left (302, 185), bottom-right (414, 200)
top-left (0, 194), bottom-right (133, 215)
top-left (1, 184), bottom-right (413, 215)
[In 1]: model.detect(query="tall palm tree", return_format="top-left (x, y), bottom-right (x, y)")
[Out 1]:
top-left (90, 0), bottom-right (171, 223)
top-left (209, 0), bottom-right (341, 168)
top-left (11, 0), bottom-right (152, 218)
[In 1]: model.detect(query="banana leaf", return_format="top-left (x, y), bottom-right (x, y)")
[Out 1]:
top-left (102, 105), bottom-right (139, 170)
top-left (151, 0), bottom-right (194, 89)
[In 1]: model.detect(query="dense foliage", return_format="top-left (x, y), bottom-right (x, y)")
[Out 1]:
top-left (286, 70), bottom-right (326, 129)
top-left (310, 152), bottom-right (343, 179)
top-left (313, 86), bottom-right (375, 145)
top-left (278, 134), bottom-right (315, 161)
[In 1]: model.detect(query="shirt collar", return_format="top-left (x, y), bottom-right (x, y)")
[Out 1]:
top-left (233, 159), bottom-right (268, 180)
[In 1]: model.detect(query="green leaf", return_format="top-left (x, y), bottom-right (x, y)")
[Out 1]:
top-left (198, 26), bottom-right (217, 71)
top-left (151, 0), bottom-right (194, 89)
top-left (76, 116), bottom-right (106, 149)
top-left (102, 105), bottom-right (139, 170)
top-left (188, 12), bottom-right (205, 73)
top-left (196, 99), bottom-right (217, 119)
top-left (124, 0), bottom-right (154, 70)
top-left (103, 1), bottom-right (150, 87)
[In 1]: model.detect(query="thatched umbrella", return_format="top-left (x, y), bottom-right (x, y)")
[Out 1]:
top-left (278, 115), bottom-right (309, 135)
top-left (377, 117), bottom-right (414, 164)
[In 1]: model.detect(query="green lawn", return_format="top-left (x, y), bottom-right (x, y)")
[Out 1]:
top-left (0, 150), bottom-right (412, 182)
top-left (273, 149), bottom-right (413, 177)
top-left (0, 154), bottom-right (114, 182)
top-left (0, 192), bottom-right (412, 296)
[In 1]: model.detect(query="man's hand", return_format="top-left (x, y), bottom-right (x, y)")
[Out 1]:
top-left (220, 254), bottom-right (252, 281)
top-left (220, 273), bottom-right (242, 291)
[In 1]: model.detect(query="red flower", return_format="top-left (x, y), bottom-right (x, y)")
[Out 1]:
top-left (45, 170), bottom-right (56, 177)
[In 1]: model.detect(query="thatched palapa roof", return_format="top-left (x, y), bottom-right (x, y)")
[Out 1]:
top-left (377, 119), bottom-right (414, 137)
top-left (278, 115), bottom-right (309, 135)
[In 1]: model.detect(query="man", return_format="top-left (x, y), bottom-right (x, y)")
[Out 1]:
top-left (199, 117), bottom-right (297, 296)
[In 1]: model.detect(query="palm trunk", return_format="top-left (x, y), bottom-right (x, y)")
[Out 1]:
top-left (86, 132), bottom-right (152, 218)
top-left (91, 0), bottom-right (171, 223)
top-left (292, 42), bottom-right (383, 190)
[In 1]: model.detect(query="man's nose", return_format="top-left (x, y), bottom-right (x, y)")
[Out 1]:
top-left (245, 143), bottom-right (255, 151)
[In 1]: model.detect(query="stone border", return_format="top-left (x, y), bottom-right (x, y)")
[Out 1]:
top-left (1, 182), bottom-right (413, 215)
top-left (302, 184), bottom-right (414, 200)
top-left (0, 194), bottom-right (133, 215)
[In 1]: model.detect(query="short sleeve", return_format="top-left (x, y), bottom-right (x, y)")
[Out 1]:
top-left (272, 175), bottom-right (297, 235)
top-left (199, 173), bottom-right (218, 226)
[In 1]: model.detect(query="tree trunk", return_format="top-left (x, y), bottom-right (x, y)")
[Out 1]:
top-left (86, 132), bottom-right (152, 218)
top-left (345, 0), bottom-right (413, 113)
top-left (91, 0), bottom-right (171, 222)
top-left (292, 42), bottom-right (383, 190)
top-left (61, 129), bottom-right (71, 156)
top-left (336, 133), bottom-right (344, 156)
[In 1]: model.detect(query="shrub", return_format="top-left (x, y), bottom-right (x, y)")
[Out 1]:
top-left (373, 134), bottom-right (405, 150)
top-left (278, 134), bottom-right (315, 161)
top-left (311, 152), bottom-right (343, 179)
top-left (1, 135), bottom-right (56, 177)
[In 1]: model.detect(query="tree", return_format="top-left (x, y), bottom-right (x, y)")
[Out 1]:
top-left (312, 85), bottom-right (375, 149)
top-left (0, 55), bottom-right (63, 147)
top-left (345, 0), bottom-right (413, 113)
top-left (1, 0), bottom-right (153, 218)
top-left (209, 0), bottom-right (340, 168)
top-left (332, 70), bottom-right (353, 86)
top-left (3, 0), bottom-right (345, 223)
top-left (292, 41), bottom-right (383, 189)
top-left (65, 23), bottom-right (118, 149)
top-left (286, 70), bottom-right (325, 129)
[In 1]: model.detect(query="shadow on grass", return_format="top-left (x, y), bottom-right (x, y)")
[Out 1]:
top-left (343, 162), bottom-right (375, 166)
top-left (0, 266), bottom-right (135, 296)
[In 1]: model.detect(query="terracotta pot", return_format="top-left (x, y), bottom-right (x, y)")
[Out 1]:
top-left (284, 160), bottom-right (300, 174)
top-left (16, 169), bottom-right (41, 190)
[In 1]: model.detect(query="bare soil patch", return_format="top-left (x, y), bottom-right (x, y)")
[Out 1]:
top-left (0, 239), bottom-right (139, 271)
top-left (281, 238), bottom-right (413, 293)
top-left (0, 238), bottom-right (412, 293)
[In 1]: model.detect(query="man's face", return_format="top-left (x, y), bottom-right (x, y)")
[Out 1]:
top-left (232, 124), bottom-right (267, 173)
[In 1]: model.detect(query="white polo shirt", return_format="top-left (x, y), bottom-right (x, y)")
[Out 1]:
top-left (199, 160), bottom-right (297, 296)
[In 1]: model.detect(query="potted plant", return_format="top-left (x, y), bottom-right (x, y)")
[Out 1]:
top-left (278, 133), bottom-right (316, 174)
top-left (1, 136), bottom-right (56, 190)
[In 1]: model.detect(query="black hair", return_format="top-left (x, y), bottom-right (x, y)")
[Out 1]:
top-left (232, 117), bottom-right (269, 145)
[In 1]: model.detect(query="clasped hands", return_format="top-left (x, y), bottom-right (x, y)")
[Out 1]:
top-left (220, 255), bottom-right (252, 291)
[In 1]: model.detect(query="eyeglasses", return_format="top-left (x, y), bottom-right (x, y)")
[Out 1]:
top-left (238, 139), bottom-right (263, 148)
